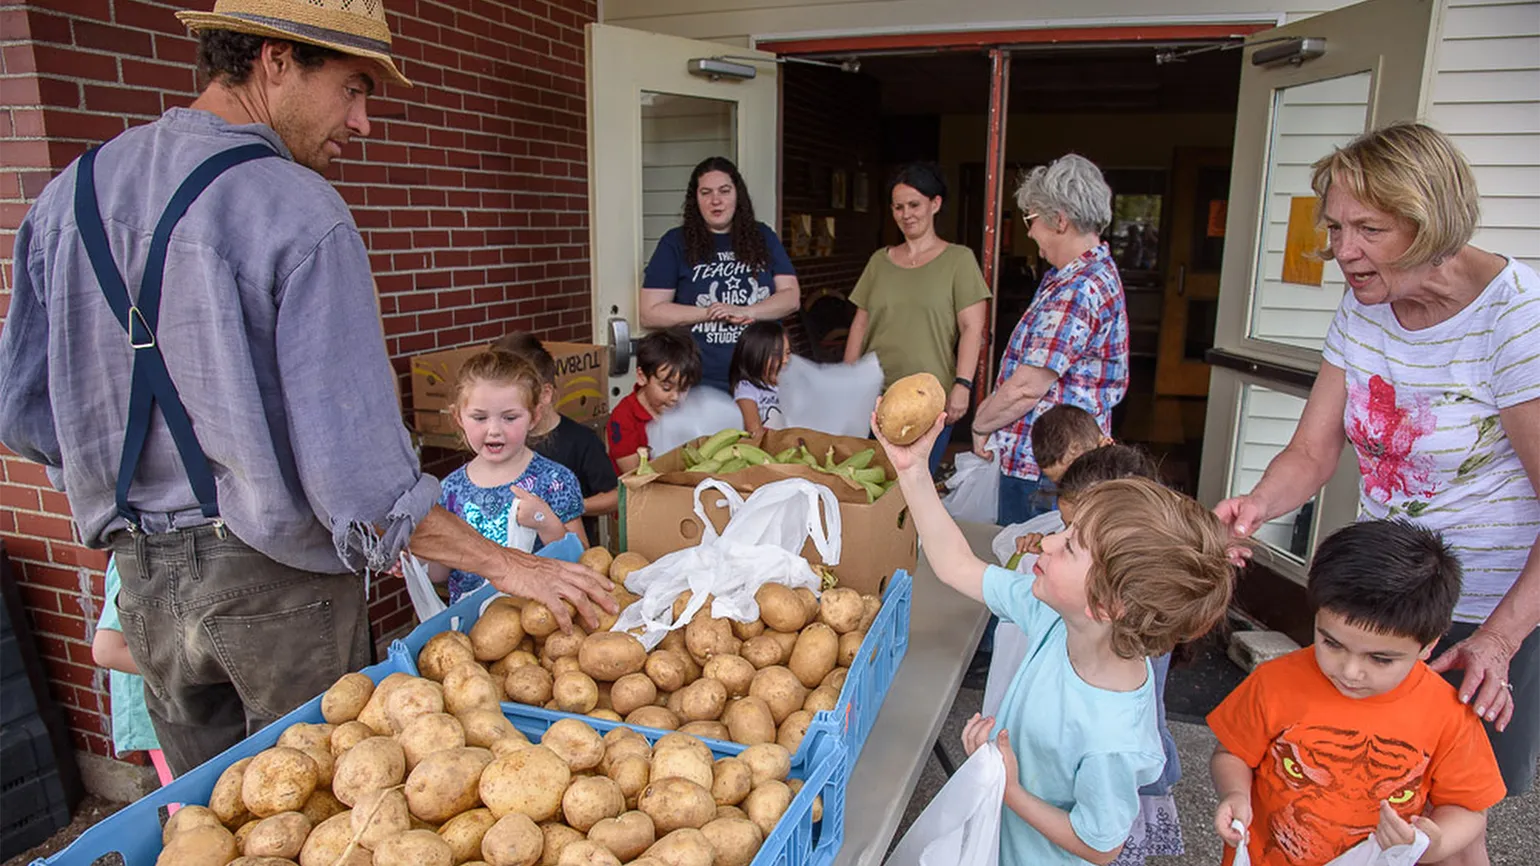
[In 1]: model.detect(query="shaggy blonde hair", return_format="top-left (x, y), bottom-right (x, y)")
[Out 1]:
top-left (1071, 478), bottom-right (1235, 659)
top-left (1310, 122), bottom-right (1479, 268)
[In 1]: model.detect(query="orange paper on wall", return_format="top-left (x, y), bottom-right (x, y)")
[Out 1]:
top-left (1282, 196), bottom-right (1326, 286)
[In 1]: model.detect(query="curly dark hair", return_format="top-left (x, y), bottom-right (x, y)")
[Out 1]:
top-left (681, 156), bottom-right (769, 271)
top-left (196, 30), bottom-right (347, 86)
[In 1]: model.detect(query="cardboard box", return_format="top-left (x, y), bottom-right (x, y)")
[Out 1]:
top-left (410, 341), bottom-right (610, 436)
top-left (619, 428), bottom-right (918, 595)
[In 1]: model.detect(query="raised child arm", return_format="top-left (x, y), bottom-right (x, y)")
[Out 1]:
top-left (875, 410), bottom-right (987, 603)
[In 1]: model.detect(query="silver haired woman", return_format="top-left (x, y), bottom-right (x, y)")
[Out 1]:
top-left (973, 153), bottom-right (1131, 524)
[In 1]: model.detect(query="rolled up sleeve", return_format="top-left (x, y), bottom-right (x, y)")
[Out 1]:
top-left (0, 219), bottom-right (63, 469)
top-left (274, 223), bottom-right (439, 571)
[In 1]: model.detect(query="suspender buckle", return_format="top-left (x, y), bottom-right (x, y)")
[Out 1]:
top-left (212, 518), bottom-right (228, 540)
top-left (127, 307), bottom-right (155, 349)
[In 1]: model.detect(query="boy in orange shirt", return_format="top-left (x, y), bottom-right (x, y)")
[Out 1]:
top-left (1208, 520), bottom-right (1504, 865)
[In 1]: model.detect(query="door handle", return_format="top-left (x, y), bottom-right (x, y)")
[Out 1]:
top-left (607, 317), bottom-right (635, 377)
top-left (1176, 264), bottom-right (1187, 297)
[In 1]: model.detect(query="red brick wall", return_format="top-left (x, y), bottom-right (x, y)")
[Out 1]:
top-left (0, 0), bottom-right (595, 762)
top-left (780, 63), bottom-right (882, 360)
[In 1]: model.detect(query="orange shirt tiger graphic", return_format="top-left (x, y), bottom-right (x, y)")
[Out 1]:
top-left (1209, 649), bottom-right (1503, 866)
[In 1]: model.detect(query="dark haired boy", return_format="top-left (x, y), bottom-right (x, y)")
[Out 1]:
top-left (1030, 403), bottom-right (1113, 484)
top-left (1209, 520), bottom-right (1504, 865)
top-left (608, 328), bottom-right (703, 475)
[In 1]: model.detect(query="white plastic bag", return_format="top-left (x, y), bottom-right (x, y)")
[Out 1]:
top-left (646, 386), bottom-right (745, 456)
top-left (400, 500), bottom-right (540, 623)
top-left (1230, 821), bottom-right (1429, 866)
top-left (777, 353), bottom-right (884, 437)
top-left (885, 741), bottom-right (1006, 866)
top-left (400, 552), bottom-right (445, 623)
top-left (942, 445), bottom-right (1002, 524)
top-left (612, 477), bottom-right (840, 648)
top-left (983, 512), bottom-right (1066, 717)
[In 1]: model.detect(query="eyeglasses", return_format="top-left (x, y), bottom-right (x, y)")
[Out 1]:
top-left (1023, 212), bottom-right (1039, 227)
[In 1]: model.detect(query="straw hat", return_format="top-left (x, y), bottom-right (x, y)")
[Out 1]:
top-left (177, 0), bottom-right (411, 87)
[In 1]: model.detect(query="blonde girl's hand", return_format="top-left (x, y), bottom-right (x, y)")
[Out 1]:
top-left (510, 486), bottom-right (561, 537)
top-left (871, 405), bottom-right (946, 476)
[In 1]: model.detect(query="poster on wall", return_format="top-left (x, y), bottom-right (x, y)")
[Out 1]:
top-left (789, 213), bottom-right (813, 257)
top-left (830, 169), bottom-right (847, 210)
top-left (814, 216), bottom-right (836, 257)
top-left (853, 172), bottom-right (869, 213)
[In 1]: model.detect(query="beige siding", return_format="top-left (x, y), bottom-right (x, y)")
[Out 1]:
top-left (1250, 72), bottom-right (1373, 353)
top-left (640, 94), bottom-right (736, 258)
top-left (1231, 384), bottom-right (1314, 557)
top-left (1428, 0), bottom-right (1540, 268)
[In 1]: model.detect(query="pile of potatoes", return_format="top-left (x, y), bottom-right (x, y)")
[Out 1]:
top-left (426, 547), bottom-right (882, 758)
top-left (157, 668), bottom-right (823, 866)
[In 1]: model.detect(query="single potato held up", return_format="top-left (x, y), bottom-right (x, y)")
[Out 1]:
top-left (875, 372), bottom-right (945, 445)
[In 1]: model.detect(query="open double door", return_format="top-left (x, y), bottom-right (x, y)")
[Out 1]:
top-left (585, 0), bottom-right (1440, 573)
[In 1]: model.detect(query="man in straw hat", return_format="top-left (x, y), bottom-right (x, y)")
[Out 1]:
top-left (0, 0), bottom-right (616, 775)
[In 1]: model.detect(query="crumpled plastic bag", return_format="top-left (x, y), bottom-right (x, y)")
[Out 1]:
top-left (885, 741), bottom-right (1005, 866)
top-left (942, 440), bottom-right (1002, 523)
top-left (777, 352), bottom-right (884, 438)
top-left (1230, 820), bottom-right (1430, 866)
top-left (612, 477), bottom-right (838, 649)
top-left (647, 386), bottom-right (745, 457)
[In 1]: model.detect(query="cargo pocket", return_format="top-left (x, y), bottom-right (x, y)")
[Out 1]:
top-left (205, 598), bottom-right (341, 720)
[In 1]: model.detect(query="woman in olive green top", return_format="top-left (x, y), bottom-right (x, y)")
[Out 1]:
top-left (844, 162), bottom-right (991, 473)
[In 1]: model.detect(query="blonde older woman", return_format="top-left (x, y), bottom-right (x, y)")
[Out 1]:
top-left (1216, 122), bottom-right (1540, 862)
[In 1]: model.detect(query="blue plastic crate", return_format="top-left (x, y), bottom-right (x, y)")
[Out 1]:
top-left (501, 706), bottom-right (847, 866)
top-left (34, 654), bottom-right (412, 866)
top-left (35, 534), bottom-right (586, 866)
top-left (392, 567), bottom-right (914, 788)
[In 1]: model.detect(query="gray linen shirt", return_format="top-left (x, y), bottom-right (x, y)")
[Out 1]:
top-left (0, 108), bottom-right (438, 574)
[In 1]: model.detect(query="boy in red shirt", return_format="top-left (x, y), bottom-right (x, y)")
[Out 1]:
top-left (609, 328), bottom-right (702, 474)
top-left (1209, 520), bottom-right (1504, 865)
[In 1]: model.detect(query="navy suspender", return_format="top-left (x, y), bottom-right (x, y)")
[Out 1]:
top-left (73, 143), bottom-right (277, 530)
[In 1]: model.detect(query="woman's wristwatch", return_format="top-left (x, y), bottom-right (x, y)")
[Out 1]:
top-left (954, 376), bottom-right (975, 391)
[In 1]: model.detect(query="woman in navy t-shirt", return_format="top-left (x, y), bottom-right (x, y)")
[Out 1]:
top-left (639, 156), bottom-right (800, 393)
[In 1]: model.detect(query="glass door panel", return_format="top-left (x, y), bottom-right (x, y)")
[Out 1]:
top-left (640, 93), bottom-right (736, 260)
top-left (1246, 72), bottom-right (1372, 352)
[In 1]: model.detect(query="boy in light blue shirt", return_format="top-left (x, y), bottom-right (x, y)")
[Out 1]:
top-left (878, 412), bottom-right (1234, 865)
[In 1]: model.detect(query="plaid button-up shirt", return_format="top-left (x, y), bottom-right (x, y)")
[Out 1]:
top-left (994, 244), bottom-right (1130, 479)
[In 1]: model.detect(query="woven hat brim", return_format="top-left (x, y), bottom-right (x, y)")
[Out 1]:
top-left (176, 10), bottom-right (412, 87)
